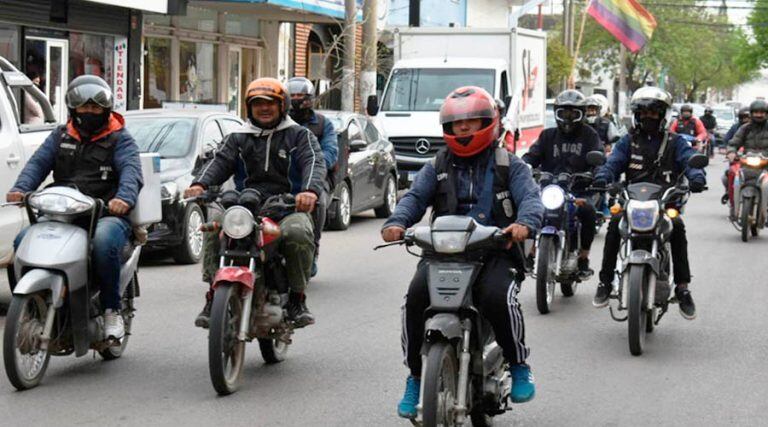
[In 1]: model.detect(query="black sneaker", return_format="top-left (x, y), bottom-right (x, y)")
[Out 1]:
top-left (194, 290), bottom-right (213, 329)
top-left (287, 292), bottom-right (315, 328)
top-left (577, 257), bottom-right (594, 280)
top-left (593, 283), bottom-right (611, 308)
top-left (721, 194), bottom-right (729, 205)
top-left (676, 288), bottom-right (696, 320)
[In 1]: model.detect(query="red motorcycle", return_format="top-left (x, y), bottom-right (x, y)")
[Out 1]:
top-left (189, 190), bottom-right (297, 395)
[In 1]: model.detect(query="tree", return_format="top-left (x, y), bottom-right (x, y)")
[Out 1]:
top-left (546, 33), bottom-right (572, 96)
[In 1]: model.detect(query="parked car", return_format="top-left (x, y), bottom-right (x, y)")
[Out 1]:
top-left (317, 110), bottom-right (398, 230)
top-left (0, 56), bottom-right (58, 309)
top-left (123, 109), bottom-right (244, 264)
top-left (712, 106), bottom-right (736, 145)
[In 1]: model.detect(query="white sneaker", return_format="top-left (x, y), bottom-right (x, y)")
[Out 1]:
top-left (104, 309), bottom-right (125, 340)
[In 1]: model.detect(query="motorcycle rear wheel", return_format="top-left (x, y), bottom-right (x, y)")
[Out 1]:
top-left (535, 236), bottom-right (557, 314)
top-left (627, 266), bottom-right (648, 356)
top-left (422, 341), bottom-right (458, 427)
top-left (209, 283), bottom-right (246, 395)
top-left (741, 197), bottom-right (753, 242)
top-left (258, 338), bottom-right (289, 364)
top-left (3, 293), bottom-right (51, 390)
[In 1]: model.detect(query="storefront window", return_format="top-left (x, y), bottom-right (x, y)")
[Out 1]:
top-left (178, 6), bottom-right (218, 32)
top-left (224, 13), bottom-right (260, 38)
top-left (144, 37), bottom-right (172, 108)
top-left (0, 25), bottom-right (20, 66)
top-left (144, 13), bottom-right (172, 27)
top-left (179, 41), bottom-right (218, 104)
top-left (69, 33), bottom-right (114, 87)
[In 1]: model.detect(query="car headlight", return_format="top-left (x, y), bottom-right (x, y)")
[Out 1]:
top-left (431, 231), bottom-right (469, 254)
top-left (161, 182), bottom-right (178, 200)
top-left (29, 192), bottom-right (94, 215)
top-left (541, 185), bottom-right (565, 210)
top-left (626, 200), bottom-right (660, 232)
top-left (222, 206), bottom-right (254, 239)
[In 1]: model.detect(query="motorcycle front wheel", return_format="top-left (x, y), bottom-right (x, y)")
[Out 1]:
top-left (3, 293), bottom-right (51, 390)
top-left (627, 265), bottom-right (648, 356)
top-left (741, 197), bottom-right (754, 242)
top-left (535, 236), bottom-right (557, 314)
top-left (422, 341), bottom-right (458, 427)
top-left (209, 283), bottom-right (246, 395)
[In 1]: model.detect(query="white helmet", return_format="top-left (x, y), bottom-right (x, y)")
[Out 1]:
top-left (630, 86), bottom-right (673, 133)
top-left (592, 94), bottom-right (610, 116)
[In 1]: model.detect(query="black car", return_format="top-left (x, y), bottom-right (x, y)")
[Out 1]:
top-left (318, 110), bottom-right (398, 230)
top-left (123, 109), bottom-right (244, 264)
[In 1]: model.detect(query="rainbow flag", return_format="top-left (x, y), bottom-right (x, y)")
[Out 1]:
top-left (587, 0), bottom-right (657, 53)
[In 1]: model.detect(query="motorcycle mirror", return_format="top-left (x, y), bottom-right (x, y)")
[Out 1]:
top-left (688, 153), bottom-right (709, 169)
top-left (586, 150), bottom-right (606, 167)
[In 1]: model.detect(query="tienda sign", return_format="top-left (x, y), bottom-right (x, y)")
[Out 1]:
top-left (84, 0), bottom-right (167, 13)
top-left (113, 38), bottom-right (128, 112)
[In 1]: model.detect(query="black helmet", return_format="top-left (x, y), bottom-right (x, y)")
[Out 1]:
top-left (554, 90), bottom-right (585, 134)
top-left (704, 107), bottom-right (713, 114)
top-left (738, 106), bottom-right (750, 120)
top-left (749, 99), bottom-right (767, 113)
top-left (680, 104), bottom-right (693, 113)
top-left (65, 75), bottom-right (113, 111)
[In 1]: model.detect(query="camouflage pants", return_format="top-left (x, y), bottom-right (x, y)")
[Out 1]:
top-left (202, 210), bottom-right (315, 293)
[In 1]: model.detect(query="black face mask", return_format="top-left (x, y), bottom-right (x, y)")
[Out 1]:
top-left (638, 117), bottom-right (662, 134)
top-left (73, 111), bottom-right (110, 136)
top-left (289, 102), bottom-right (312, 123)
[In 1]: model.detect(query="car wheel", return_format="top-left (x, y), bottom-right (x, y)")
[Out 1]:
top-left (173, 203), bottom-right (205, 264)
top-left (328, 182), bottom-right (351, 231)
top-left (374, 174), bottom-right (397, 219)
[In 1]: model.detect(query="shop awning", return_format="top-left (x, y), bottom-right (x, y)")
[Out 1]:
top-left (84, 0), bottom-right (169, 13)
top-left (221, 0), bottom-right (362, 20)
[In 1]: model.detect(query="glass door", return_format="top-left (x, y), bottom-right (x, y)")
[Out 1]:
top-left (25, 37), bottom-right (69, 123)
top-left (228, 47), bottom-right (241, 113)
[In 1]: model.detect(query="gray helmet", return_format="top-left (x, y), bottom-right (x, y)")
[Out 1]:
top-left (287, 77), bottom-right (315, 98)
top-left (749, 99), bottom-right (767, 113)
top-left (630, 86), bottom-right (673, 132)
top-left (554, 89), bottom-right (585, 109)
top-left (680, 104), bottom-right (693, 113)
top-left (65, 75), bottom-right (113, 110)
top-left (738, 106), bottom-right (750, 120)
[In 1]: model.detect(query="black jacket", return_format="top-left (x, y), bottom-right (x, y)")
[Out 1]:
top-left (700, 113), bottom-right (717, 131)
top-left (194, 118), bottom-right (326, 196)
top-left (522, 125), bottom-right (603, 174)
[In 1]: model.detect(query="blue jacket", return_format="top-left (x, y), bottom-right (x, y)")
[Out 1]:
top-left (289, 112), bottom-right (338, 193)
top-left (384, 148), bottom-right (544, 233)
top-left (595, 133), bottom-right (706, 186)
top-left (11, 116), bottom-right (143, 207)
top-left (724, 122), bottom-right (741, 145)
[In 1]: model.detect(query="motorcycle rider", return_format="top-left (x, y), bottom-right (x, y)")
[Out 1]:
top-left (723, 100), bottom-right (768, 213)
top-left (381, 86), bottom-right (544, 419)
top-left (592, 87), bottom-right (706, 320)
top-left (724, 106), bottom-right (750, 145)
top-left (6, 75), bottom-right (143, 340)
top-left (186, 77), bottom-right (326, 328)
top-left (668, 104), bottom-right (708, 149)
top-left (700, 107), bottom-right (717, 156)
top-left (523, 90), bottom-right (603, 279)
top-left (721, 106), bottom-right (751, 205)
top-left (287, 77), bottom-right (338, 277)
top-left (584, 95), bottom-right (621, 148)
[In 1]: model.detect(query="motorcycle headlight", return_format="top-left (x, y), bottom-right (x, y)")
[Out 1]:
top-left (431, 231), bottom-right (469, 254)
top-left (745, 156), bottom-right (763, 168)
top-left (541, 185), bottom-right (565, 210)
top-left (28, 192), bottom-right (94, 215)
top-left (222, 206), bottom-right (254, 239)
top-left (626, 200), bottom-right (660, 232)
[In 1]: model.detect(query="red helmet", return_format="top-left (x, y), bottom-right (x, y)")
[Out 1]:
top-left (439, 86), bottom-right (499, 157)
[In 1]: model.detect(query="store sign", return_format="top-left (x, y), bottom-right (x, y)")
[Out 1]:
top-left (113, 38), bottom-right (128, 112)
top-left (84, 0), bottom-right (168, 13)
top-left (265, 0), bottom-right (363, 20)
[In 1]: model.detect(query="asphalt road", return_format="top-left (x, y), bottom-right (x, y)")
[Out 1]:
top-left (1, 155), bottom-right (767, 426)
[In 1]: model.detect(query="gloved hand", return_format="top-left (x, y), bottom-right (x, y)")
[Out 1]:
top-left (592, 177), bottom-right (608, 189)
top-left (690, 180), bottom-right (706, 193)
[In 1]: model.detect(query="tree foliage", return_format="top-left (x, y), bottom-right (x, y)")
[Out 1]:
top-left (546, 33), bottom-right (573, 96)
top-left (565, 0), bottom-right (758, 101)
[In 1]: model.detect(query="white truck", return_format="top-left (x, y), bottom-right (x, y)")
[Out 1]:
top-left (0, 56), bottom-right (59, 309)
top-left (368, 27), bottom-right (547, 188)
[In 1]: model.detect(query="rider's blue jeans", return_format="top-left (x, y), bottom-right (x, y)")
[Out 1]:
top-left (14, 216), bottom-right (132, 310)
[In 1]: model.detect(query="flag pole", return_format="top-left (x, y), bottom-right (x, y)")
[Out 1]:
top-left (568, 0), bottom-right (591, 89)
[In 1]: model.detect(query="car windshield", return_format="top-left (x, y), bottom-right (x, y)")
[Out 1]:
top-left (124, 117), bottom-right (197, 158)
top-left (381, 68), bottom-right (495, 112)
top-left (714, 108), bottom-right (734, 121)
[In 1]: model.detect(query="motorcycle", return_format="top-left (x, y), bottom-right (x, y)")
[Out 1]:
top-left (376, 215), bottom-right (514, 427)
top-left (3, 187), bottom-right (142, 390)
top-left (189, 190), bottom-right (297, 396)
top-left (731, 153), bottom-right (768, 242)
top-left (593, 153), bottom-right (708, 356)
top-left (533, 166), bottom-right (598, 314)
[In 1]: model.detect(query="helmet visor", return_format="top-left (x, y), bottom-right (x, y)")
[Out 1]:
top-left (439, 97), bottom-right (495, 124)
top-left (555, 108), bottom-right (583, 123)
top-left (65, 83), bottom-right (113, 109)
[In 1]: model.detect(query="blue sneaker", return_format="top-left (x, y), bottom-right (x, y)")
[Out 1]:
top-left (510, 364), bottom-right (536, 403)
top-left (397, 376), bottom-right (420, 419)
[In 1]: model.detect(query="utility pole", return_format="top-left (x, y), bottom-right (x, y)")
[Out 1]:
top-left (342, 0), bottom-right (357, 112)
top-left (409, 0), bottom-right (420, 27)
top-left (361, 0), bottom-right (378, 106)
top-left (618, 44), bottom-right (628, 119)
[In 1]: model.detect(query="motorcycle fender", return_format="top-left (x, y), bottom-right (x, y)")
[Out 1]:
top-left (622, 250), bottom-right (659, 276)
top-left (424, 313), bottom-right (462, 341)
top-left (118, 247), bottom-right (141, 296)
top-left (13, 269), bottom-right (65, 308)
top-left (212, 266), bottom-right (255, 290)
